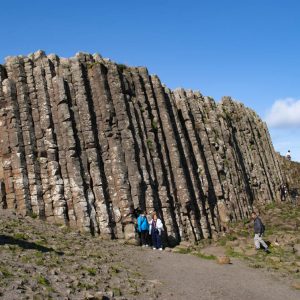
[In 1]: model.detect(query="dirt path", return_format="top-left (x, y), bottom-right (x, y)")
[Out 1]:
top-left (135, 248), bottom-right (300, 300)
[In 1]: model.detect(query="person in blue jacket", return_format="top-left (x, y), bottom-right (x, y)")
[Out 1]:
top-left (137, 210), bottom-right (149, 247)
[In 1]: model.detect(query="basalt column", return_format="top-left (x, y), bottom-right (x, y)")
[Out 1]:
top-left (0, 51), bottom-right (286, 243)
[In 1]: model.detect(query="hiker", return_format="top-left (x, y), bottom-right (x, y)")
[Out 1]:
top-left (251, 212), bottom-right (269, 253)
top-left (279, 184), bottom-right (287, 201)
top-left (286, 150), bottom-right (291, 161)
top-left (149, 212), bottom-right (163, 250)
top-left (137, 210), bottom-right (149, 247)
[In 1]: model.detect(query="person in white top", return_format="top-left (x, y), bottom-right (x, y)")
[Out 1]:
top-left (286, 150), bottom-right (291, 160)
top-left (149, 212), bottom-right (163, 250)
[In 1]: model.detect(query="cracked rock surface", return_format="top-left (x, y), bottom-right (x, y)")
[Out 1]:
top-left (0, 51), bottom-right (289, 244)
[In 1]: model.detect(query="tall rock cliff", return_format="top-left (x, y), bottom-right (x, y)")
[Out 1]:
top-left (0, 51), bottom-right (286, 244)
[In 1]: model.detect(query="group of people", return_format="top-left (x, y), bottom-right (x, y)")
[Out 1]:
top-left (136, 210), bottom-right (164, 250)
top-left (279, 183), bottom-right (299, 205)
top-left (136, 209), bottom-right (271, 254)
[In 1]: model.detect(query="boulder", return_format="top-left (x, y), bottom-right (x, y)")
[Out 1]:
top-left (217, 256), bottom-right (231, 265)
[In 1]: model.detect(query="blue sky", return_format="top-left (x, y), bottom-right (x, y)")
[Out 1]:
top-left (1, 0), bottom-right (299, 161)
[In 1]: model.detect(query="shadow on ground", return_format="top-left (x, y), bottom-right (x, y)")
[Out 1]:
top-left (0, 234), bottom-right (64, 255)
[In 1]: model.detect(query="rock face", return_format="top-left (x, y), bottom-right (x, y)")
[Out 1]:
top-left (0, 51), bottom-right (286, 244)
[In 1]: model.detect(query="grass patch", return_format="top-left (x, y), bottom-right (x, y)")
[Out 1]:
top-left (86, 267), bottom-right (97, 276)
top-left (130, 270), bottom-right (142, 278)
top-left (0, 266), bottom-right (12, 278)
top-left (37, 275), bottom-right (50, 286)
top-left (249, 263), bottom-right (264, 269)
top-left (265, 202), bottom-right (276, 210)
top-left (226, 248), bottom-right (244, 258)
top-left (194, 252), bottom-right (216, 260)
top-left (34, 257), bottom-right (45, 266)
top-left (28, 212), bottom-right (38, 219)
top-left (110, 265), bottom-right (121, 274)
top-left (13, 233), bottom-right (29, 240)
top-left (173, 247), bottom-right (190, 254)
top-left (78, 282), bottom-right (94, 289)
top-left (35, 237), bottom-right (48, 246)
top-left (35, 251), bottom-right (44, 258)
top-left (112, 287), bottom-right (122, 297)
top-left (21, 255), bottom-right (31, 264)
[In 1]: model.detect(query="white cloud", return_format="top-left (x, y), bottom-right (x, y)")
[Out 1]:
top-left (265, 98), bottom-right (300, 128)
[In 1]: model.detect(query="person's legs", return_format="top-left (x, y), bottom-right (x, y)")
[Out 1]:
top-left (141, 231), bottom-right (146, 246)
top-left (144, 231), bottom-right (149, 246)
top-left (151, 232), bottom-right (157, 249)
top-left (156, 233), bottom-right (162, 249)
top-left (254, 234), bottom-right (261, 249)
top-left (254, 234), bottom-right (268, 250)
top-left (258, 235), bottom-right (268, 249)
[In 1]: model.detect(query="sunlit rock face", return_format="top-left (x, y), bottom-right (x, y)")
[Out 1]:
top-left (0, 51), bottom-right (285, 244)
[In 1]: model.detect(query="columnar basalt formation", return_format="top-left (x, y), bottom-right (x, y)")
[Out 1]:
top-left (0, 51), bottom-right (286, 244)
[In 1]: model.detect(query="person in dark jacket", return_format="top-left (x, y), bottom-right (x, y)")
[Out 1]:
top-left (137, 210), bottom-right (149, 247)
top-left (279, 184), bottom-right (287, 201)
top-left (251, 212), bottom-right (269, 253)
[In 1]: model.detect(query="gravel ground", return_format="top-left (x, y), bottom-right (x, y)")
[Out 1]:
top-left (140, 249), bottom-right (300, 300)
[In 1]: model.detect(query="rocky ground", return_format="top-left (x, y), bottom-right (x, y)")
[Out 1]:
top-left (0, 202), bottom-right (300, 299)
top-left (0, 210), bottom-right (160, 299)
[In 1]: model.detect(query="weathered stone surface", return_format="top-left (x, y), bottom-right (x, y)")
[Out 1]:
top-left (0, 51), bottom-right (293, 244)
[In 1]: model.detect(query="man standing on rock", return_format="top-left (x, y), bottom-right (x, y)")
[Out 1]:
top-left (286, 150), bottom-right (292, 160)
top-left (251, 212), bottom-right (270, 253)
